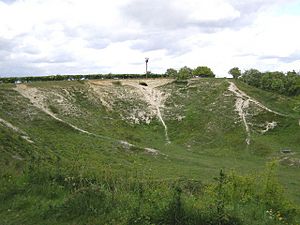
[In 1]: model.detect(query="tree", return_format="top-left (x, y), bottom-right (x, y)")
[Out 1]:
top-left (241, 69), bottom-right (300, 96)
top-left (261, 72), bottom-right (273, 91)
top-left (228, 67), bottom-right (241, 79)
top-left (192, 66), bottom-right (215, 77)
top-left (260, 71), bottom-right (285, 93)
top-left (241, 69), bottom-right (262, 87)
top-left (165, 68), bottom-right (178, 78)
top-left (285, 70), bottom-right (300, 96)
top-left (177, 66), bottom-right (193, 80)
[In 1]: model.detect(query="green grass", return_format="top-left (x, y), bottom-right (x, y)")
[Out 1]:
top-left (0, 162), bottom-right (298, 225)
top-left (0, 78), bottom-right (299, 224)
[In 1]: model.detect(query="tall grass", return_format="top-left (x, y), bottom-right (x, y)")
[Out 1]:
top-left (0, 161), bottom-right (298, 225)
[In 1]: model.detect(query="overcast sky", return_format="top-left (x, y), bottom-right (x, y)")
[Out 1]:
top-left (0, 0), bottom-right (300, 77)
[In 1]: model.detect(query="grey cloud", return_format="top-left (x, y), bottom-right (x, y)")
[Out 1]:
top-left (0, 37), bottom-right (16, 52)
top-left (229, 0), bottom-right (295, 13)
top-left (31, 52), bottom-right (74, 64)
top-left (0, 51), bottom-right (8, 61)
top-left (122, 0), bottom-right (239, 32)
top-left (188, 18), bottom-right (241, 33)
top-left (123, 0), bottom-right (187, 30)
top-left (60, 13), bottom-right (189, 55)
top-left (17, 45), bottom-right (40, 55)
top-left (67, 25), bottom-right (141, 43)
top-left (0, 61), bottom-right (44, 77)
top-left (85, 38), bottom-right (111, 49)
top-left (0, 0), bottom-right (17, 4)
top-left (130, 31), bottom-right (190, 55)
top-left (228, 0), bottom-right (297, 26)
top-left (1, 35), bottom-right (41, 56)
top-left (122, 0), bottom-right (224, 55)
top-left (62, 24), bottom-right (140, 49)
top-left (229, 0), bottom-right (270, 14)
top-left (0, 55), bottom-right (106, 77)
top-left (123, 0), bottom-right (296, 32)
top-left (1, 49), bottom-right (75, 76)
top-left (44, 64), bottom-right (112, 75)
top-left (260, 52), bottom-right (300, 63)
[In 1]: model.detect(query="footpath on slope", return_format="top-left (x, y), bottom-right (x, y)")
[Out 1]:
top-left (0, 117), bottom-right (33, 143)
top-left (14, 84), bottom-right (164, 156)
top-left (14, 84), bottom-right (98, 136)
top-left (227, 81), bottom-right (284, 145)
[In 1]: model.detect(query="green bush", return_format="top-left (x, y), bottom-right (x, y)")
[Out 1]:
top-left (240, 69), bottom-right (300, 96)
top-left (193, 66), bottom-right (215, 78)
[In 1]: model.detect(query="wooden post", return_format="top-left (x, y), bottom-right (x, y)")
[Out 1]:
top-left (145, 58), bottom-right (149, 79)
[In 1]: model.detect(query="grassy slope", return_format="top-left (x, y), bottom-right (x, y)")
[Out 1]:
top-left (233, 80), bottom-right (300, 202)
top-left (0, 78), bottom-right (299, 224)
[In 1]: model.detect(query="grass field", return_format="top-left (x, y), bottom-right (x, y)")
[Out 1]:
top-left (0, 78), bottom-right (299, 224)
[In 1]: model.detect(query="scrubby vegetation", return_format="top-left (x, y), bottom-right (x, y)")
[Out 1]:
top-left (229, 68), bottom-right (300, 96)
top-left (165, 66), bottom-right (215, 80)
top-left (1, 160), bottom-right (298, 225)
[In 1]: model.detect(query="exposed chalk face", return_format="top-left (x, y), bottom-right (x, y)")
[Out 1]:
top-left (88, 79), bottom-right (173, 144)
top-left (227, 81), bottom-right (284, 145)
top-left (14, 83), bottom-right (166, 156)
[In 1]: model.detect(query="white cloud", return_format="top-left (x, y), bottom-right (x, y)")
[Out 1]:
top-left (0, 0), bottom-right (299, 77)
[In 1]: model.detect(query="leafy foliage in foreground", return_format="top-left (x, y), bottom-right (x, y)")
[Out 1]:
top-left (0, 161), bottom-right (298, 225)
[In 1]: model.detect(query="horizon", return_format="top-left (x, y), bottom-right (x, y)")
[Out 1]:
top-left (1, 67), bottom-right (299, 79)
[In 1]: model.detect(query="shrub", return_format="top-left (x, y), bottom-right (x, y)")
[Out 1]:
top-left (193, 66), bottom-right (215, 78)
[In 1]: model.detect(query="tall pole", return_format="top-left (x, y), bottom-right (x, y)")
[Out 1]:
top-left (145, 57), bottom-right (149, 79)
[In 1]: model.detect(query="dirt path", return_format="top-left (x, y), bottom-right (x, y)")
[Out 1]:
top-left (228, 82), bottom-right (284, 115)
top-left (228, 81), bottom-right (284, 145)
top-left (14, 84), bottom-right (98, 137)
top-left (0, 117), bottom-right (33, 143)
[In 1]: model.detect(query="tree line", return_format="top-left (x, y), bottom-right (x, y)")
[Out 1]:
top-left (1, 66), bottom-right (299, 96)
top-left (165, 66), bottom-right (215, 79)
top-left (0, 73), bottom-right (167, 84)
top-left (229, 67), bottom-right (300, 96)
top-left (0, 66), bottom-right (216, 84)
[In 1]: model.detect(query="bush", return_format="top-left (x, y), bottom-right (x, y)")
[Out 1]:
top-left (193, 66), bottom-right (215, 78)
top-left (177, 66), bottom-right (193, 80)
top-left (240, 69), bottom-right (300, 96)
top-left (165, 68), bottom-right (178, 78)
